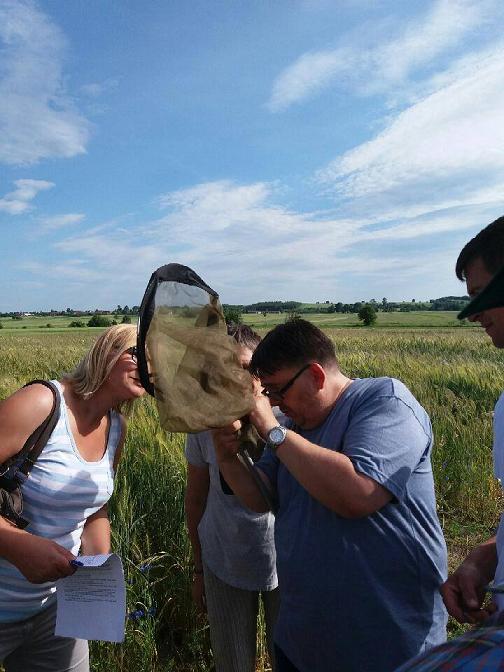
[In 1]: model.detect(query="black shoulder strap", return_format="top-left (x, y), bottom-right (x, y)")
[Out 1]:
top-left (17, 380), bottom-right (61, 477)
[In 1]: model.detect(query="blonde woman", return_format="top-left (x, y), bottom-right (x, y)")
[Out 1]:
top-left (0, 324), bottom-right (145, 672)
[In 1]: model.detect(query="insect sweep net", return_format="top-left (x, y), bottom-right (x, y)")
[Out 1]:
top-left (136, 264), bottom-right (255, 432)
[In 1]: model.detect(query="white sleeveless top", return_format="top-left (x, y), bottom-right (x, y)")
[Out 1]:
top-left (0, 380), bottom-right (122, 623)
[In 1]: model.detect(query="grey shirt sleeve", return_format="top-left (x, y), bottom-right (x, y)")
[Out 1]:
top-left (184, 432), bottom-right (209, 467)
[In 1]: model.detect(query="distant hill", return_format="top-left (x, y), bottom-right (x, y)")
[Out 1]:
top-left (1, 296), bottom-right (471, 318)
top-left (225, 296), bottom-right (470, 315)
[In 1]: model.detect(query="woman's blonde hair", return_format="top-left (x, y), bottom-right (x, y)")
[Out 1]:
top-left (63, 324), bottom-right (138, 414)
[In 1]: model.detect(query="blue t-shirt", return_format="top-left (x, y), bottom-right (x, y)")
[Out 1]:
top-left (256, 377), bottom-right (447, 672)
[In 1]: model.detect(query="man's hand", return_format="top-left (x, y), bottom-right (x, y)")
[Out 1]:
top-left (212, 421), bottom-right (242, 464)
top-left (441, 562), bottom-right (494, 624)
top-left (212, 419), bottom-right (272, 513)
top-left (249, 393), bottom-right (278, 440)
top-left (9, 534), bottom-right (77, 584)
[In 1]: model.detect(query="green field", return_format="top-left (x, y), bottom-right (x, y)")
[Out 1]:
top-left (0, 310), bottom-right (476, 332)
top-left (242, 310), bottom-right (473, 329)
top-left (0, 324), bottom-right (502, 670)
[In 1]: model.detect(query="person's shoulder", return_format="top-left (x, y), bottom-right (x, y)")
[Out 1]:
top-left (185, 430), bottom-right (213, 459)
top-left (359, 376), bottom-right (416, 400)
top-left (189, 429), bottom-right (213, 446)
top-left (350, 376), bottom-right (396, 399)
top-left (0, 381), bottom-right (59, 463)
top-left (378, 378), bottom-right (432, 432)
top-left (353, 377), bottom-right (426, 413)
top-left (351, 378), bottom-right (431, 439)
top-left (4, 381), bottom-right (56, 417)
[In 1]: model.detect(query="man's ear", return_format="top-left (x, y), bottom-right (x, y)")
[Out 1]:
top-left (308, 362), bottom-right (326, 391)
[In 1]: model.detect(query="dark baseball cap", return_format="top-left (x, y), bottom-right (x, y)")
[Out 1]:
top-left (458, 264), bottom-right (504, 320)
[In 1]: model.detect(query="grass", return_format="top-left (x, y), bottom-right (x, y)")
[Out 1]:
top-left (242, 311), bottom-right (474, 329)
top-left (1, 325), bottom-right (503, 669)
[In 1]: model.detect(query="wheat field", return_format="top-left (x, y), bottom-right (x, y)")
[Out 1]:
top-left (1, 326), bottom-right (503, 670)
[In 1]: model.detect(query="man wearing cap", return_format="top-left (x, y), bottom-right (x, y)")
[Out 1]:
top-left (392, 216), bottom-right (504, 671)
top-left (213, 318), bottom-right (447, 672)
top-left (441, 215), bottom-right (504, 624)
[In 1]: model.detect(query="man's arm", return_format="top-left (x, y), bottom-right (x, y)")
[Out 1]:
top-left (274, 431), bottom-right (392, 517)
top-left (441, 537), bottom-right (497, 624)
top-left (250, 395), bottom-right (392, 518)
top-left (212, 421), bottom-right (272, 514)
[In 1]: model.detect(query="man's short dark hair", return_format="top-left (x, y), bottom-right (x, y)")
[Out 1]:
top-left (226, 322), bottom-right (261, 351)
top-left (456, 215), bottom-right (504, 280)
top-left (250, 318), bottom-right (338, 376)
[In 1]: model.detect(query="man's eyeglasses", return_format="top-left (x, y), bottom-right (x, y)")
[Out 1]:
top-left (262, 364), bottom-right (311, 401)
top-left (126, 346), bottom-right (137, 363)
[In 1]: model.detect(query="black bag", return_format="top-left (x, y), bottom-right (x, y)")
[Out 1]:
top-left (0, 380), bottom-right (60, 529)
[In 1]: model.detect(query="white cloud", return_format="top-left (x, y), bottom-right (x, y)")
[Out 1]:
top-left (318, 43), bottom-right (504, 206)
top-left (80, 78), bottom-right (119, 98)
top-left (155, 180), bottom-right (361, 252)
top-left (158, 180), bottom-right (274, 231)
top-left (21, 259), bottom-right (102, 282)
top-left (0, 0), bottom-right (90, 165)
top-left (371, 0), bottom-right (490, 86)
top-left (268, 48), bottom-right (351, 112)
top-left (31, 181), bottom-right (361, 303)
top-left (0, 178), bottom-right (54, 214)
top-left (38, 213), bottom-right (85, 231)
top-left (267, 0), bottom-right (495, 111)
top-left (358, 208), bottom-right (494, 243)
top-left (19, 179), bottom-right (499, 305)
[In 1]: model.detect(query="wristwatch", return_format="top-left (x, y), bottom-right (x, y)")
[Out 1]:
top-left (266, 425), bottom-right (288, 453)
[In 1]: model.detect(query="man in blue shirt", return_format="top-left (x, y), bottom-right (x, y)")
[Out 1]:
top-left (214, 319), bottom-right (447, 672)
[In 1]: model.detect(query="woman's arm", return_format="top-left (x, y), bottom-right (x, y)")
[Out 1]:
top-left (185, 463), bottom-right (210, 613)
top-left (185, 463), bottom-right (210, 570)
top-left (0, 383), bottom-right (77, 582)
top-left (0, 517), bottom-right (76, 583)
top-left (80, 505), bottom-right (111, 555)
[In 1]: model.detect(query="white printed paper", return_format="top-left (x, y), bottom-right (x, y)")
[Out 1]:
top-left (55, 553), bottom-right (126, 642)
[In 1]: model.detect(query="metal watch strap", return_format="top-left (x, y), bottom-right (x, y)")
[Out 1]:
top-left (267, 425), bottom-right (288, 453)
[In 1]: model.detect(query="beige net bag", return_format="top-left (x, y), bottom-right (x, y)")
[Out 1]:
top-left (137, 264), bottom-right (255, 432)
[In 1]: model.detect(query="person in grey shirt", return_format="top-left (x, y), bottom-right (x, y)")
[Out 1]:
top-left (184, 323), bottom-right (279, 672)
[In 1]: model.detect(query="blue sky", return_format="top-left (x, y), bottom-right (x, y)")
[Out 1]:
top-left (1, 0), bottom-right (504, 310)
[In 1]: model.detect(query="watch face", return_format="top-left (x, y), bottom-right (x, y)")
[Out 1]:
top-left (270, 427), bottom-right (285, 444)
